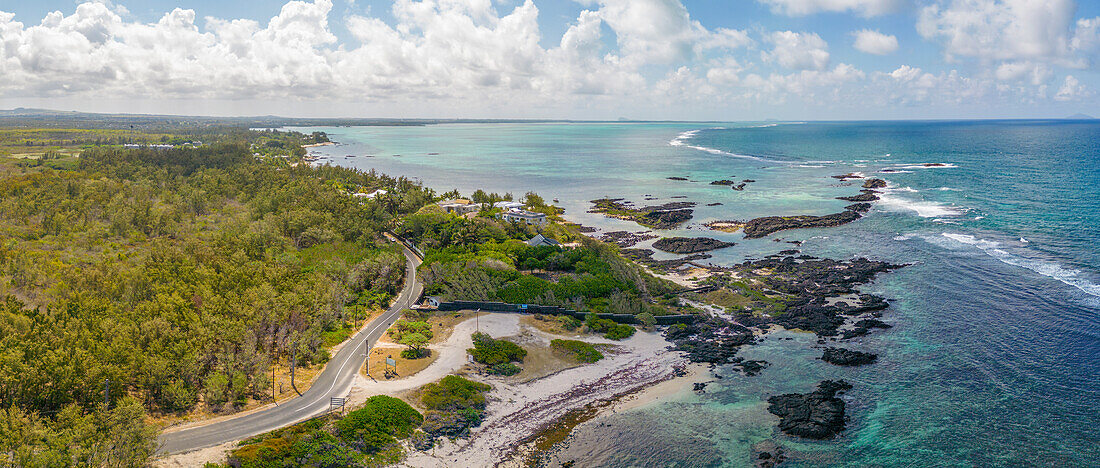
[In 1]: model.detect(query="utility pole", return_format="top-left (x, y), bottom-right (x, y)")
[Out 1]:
top-left (104, 378), bottom-right (110, 408)
top-left (476, 308), bottom-right (480, 333)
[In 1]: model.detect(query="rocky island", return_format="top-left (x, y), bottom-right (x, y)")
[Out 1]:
top-left (653, 237), bottom-right (735, 254)
top-left (767, 380), bottom-right (853, 439)
top-left (589, 198), bottom-right (695, 229)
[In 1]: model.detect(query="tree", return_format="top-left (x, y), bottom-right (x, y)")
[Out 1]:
top-left (636, 312), bottom-right (656, 330)
top-left (401, 332), bottom-right (429, 359)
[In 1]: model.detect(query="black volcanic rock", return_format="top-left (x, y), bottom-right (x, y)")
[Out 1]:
top-left (667, 176), bottom-right (689, 181)
top-left (767, 380), bottom-right (853, 439)
top-left (653, 237), bottom-right (735, 254)
top-left (821, 347), bottom-right (878, 366)
top-left (845, 202), bottom-right (872, 213)
top-left (837, 192), bottom-right (879, 202)
top-left (643, 209), bottom-right (694, 229)
top-left (861, 178), bottom-right (887, 189)
top-left (742, 211), bottom-right (862, 238)
top-left (710, 179), bottom-right (736, 186)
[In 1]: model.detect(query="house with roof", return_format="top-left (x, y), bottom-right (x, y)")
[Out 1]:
top-left (498, 208), bottom-right (547, 226)
top-left (525, 234), bottom-right (560, 248)
top-left (493, 201), bottom-right (525, 210)
top-left (437, 199), bottom-right (480, 215)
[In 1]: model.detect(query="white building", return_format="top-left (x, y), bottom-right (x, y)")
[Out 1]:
top-left (493, 201), bottom-right (525, 210)
top-left (498, 208), bottom-right (547, 226)
top-left (437, 199), bottom-right (480, 215)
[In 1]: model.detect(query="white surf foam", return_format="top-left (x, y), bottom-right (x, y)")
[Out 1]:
top-left (668, 128), bottom-right (785, 162)
top-left (876, 193), bottom-right (965, 218)
top-left (894, 163), bottom-right (959, 170)
top-left (940, 233), bottom-right (1100, 298)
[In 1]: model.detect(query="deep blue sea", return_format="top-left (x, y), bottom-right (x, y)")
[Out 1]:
top-left (292, 121), bottom-right (1100, 466)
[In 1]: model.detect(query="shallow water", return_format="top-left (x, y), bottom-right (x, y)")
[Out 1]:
top-left (292, 121), bottom-right (1100, 466)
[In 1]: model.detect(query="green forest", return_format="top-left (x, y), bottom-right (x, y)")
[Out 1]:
top-left (0, 121), bottom-right (692, 466)
top-left (0, 129), bottom-right (432, 465)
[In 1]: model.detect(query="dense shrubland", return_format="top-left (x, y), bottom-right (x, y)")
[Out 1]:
top-left (0, 132), bottom-right (433, 464)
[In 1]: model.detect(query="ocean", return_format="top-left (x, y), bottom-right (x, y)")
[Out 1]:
top-left (291, 121), bottom-right (1100, 466)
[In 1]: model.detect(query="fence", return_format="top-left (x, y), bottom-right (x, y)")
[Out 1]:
top-left (435, 300), bottom-right (696, 325)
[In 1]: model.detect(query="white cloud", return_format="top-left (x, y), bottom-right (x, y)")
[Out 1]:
top-left (757, 0), bottom-right (901, 17)
top-left (581, 0), bottom-right (703, 66)
top-left (1055, 74), bottom-right (1088, 101)
top-left (994, 61), bottom-right (1051, 85)
top-left (852, 29), bottom-right (898, 55)
top-left (762, 31), bottom-right (830, 70)
top-left (1072, 17), bottom-right (1100, 56)
top-left (917, 0), bottom-right (1081, 65)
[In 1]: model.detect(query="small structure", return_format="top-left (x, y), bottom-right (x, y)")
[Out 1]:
top-left (498, 208), bottom-right (547, 226)
top-left (437, 199), bottom-right (479, 215)
top-left (526, 234), bottom-right (560, 248)
top-left (353, 189), bottom-right (387, 200)
top-left (493, 201), bottom-right (525, 210)
top-left (426, 296), bottom-right (442, 308)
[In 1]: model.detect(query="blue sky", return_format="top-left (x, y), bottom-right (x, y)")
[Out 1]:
top-left (1, 0), bottom-right (1099, 120)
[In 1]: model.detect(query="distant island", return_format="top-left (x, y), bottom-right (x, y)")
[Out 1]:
top-left (1064, 113), bottom-right (1096, 119)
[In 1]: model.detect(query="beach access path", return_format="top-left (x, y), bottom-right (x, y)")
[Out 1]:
top-left (156, 234), bottom-right (423, 455)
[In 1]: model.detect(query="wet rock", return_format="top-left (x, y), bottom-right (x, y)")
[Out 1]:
top-left (653, 237), bottom-right (735, 254)
top-left (694, 382), bottom-right (707, 393)
top-left (861, 178), bottom-right (887, 189)
top-left (643, 209), bottom-right (694, 229)
top-left (821, 347), bottom-right (878, 366)
top-left (767, 380), bottom-right (852, 439)
top-left (599, 231), bottom-right (657, 248)
top-left (732, 357), bottom-right (770, 376)
top-left (732, 183), bottom-right (747, 191)
top-left (710, 179), bottom-right (736, 186)
top-left (836, 192), bottom-right (879, 202)
top-left (707, 202), bottom-right (724, 206)
top-left (832, 173), bottom-right (863, 180)
top-left (845, 202), bottom-right (872, 213)
top-left (667, 176), bottom-right (689, 181)
top-left (743, 179), bottom-right (756, 183)
top-left (665, 318), bottom-right (755, 364)
top-left (742, 211), bottom-right (862, 238)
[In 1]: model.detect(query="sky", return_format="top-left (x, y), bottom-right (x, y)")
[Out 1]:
top-left (1, 0), bottom-right (1100, 120)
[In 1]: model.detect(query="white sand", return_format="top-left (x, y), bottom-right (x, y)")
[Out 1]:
top-left (157, 313), bottom-right (687, 467)
top-left (403, 315), bottom-right (684, 467)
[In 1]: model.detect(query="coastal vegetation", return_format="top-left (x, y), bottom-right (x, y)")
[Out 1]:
top-left (0, 125), bottom-right (434, 464)
top-left (550, 339), bottom-right (604, 363)
top-left (419, 375), bottom-right (492, 439)
top-left (468, 332), bottom-right (527, 376)
top-left (224, 395), bottom-right (422, 467)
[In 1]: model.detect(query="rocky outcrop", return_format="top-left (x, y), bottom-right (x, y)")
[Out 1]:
top-left (845, 202), bottom-right (872, 213)
top-left (841, 318), bottom-right (892, 339)
top-left (599, 231), bottom-right (657, 248)
top-left (621, 248), bottom-right (711, 273)
top-left (861, 178), bottom-right (886, 189)
top-left (767, 380), bottom-right (852, 439)
top-left (588, 198), bottom-right (695, 230)
top-left (732, 357), bottom-right (769, 376)
top-left (821, 347), bottom-right (878, 366)
top-left (742, 211), bottom-right (862, 238)
top-left (642, 209), bottom-right (694, 229)
top-left (653, 237), bottom-right (735, 254)
top-left (710, 179), bottom-right (736, 186)
top-left (836, 192), bottom-right (879, 202)
top-left (732, 183), bottom-right (747, 191)
top-left (665, 317), bottom-right (755, 364)
top-left (832, 173), bottom-right (863, 180)
top-left (667, 176), bottom-right (689, 181)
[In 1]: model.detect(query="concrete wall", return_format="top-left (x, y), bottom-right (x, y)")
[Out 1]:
top-left (435, 300), bottom-right (696, 325)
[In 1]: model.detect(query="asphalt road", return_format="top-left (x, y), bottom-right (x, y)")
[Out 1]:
top-left (157, 238), bottom-right (423, 454)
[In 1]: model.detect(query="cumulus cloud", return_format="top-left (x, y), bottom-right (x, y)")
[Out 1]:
top-left (852, 29), bottom-right (898, 54)
top-left (917, 0), bottom-right (1081, 65)
top-left (0, 0), bottom-right (1093, 117)
top-left (762, 31), bottom-right (830, 70)
top-left (1055, 75), bottom-right (1088, 101)
top-left (757, 0), bottom-right (901, 17)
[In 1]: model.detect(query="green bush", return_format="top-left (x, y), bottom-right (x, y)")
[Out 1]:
top-left (400, 348), bottom-right (429, 359)
top-left (488, 362), bottom-right (522, 376)
top-left (550, 339), bottom-right (604, 363)
top-left (558, 315), bottom-right (582, 330)
top-left (584, 313), bottom-right (636, 340)
top-left (335, 395), bottom-right (423, 452)
top-left (467, 332), bottom-right (527, 366)
top-left (421, 375), bottom-right (491, 412)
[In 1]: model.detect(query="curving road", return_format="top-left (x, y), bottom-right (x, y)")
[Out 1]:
top-left (158, 236), bottom-right (423, 454)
